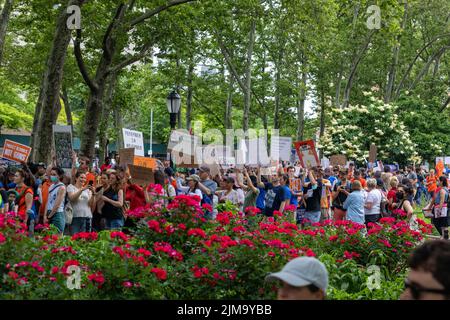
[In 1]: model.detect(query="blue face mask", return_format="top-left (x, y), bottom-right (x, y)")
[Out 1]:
top-left (50, 176), bottom-right (59, 183)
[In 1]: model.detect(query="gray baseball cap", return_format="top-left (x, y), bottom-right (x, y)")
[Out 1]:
top-left (265, 257), bottom-right (329, 292)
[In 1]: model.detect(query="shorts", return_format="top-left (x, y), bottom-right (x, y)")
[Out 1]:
top-left (365, 214), bottom-right (381, 224)
top-left (304, 211), bottom-right (321, 224)
top-left (49, 212), bottom-right (65, 234)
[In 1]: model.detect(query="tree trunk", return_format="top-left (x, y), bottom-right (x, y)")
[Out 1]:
top-left (31, 0), bottom-right (80, 163)
top-left (243, 19), bottom-right (256, 132)
top-left (98, 72), bottom-right (117, 165)
top-left (225, 71), bottom-right (234, 129)
top-left (274, 59), bottom-right (281, 130)
top-left (342, 30), bottom-right (376, 108)
top-left (319, 85), bottom-right (326, 159)
top-left (186, 59), bottom-right (194, 130)
top-left (385, 2), bottom-right (407, 103)
top-left (0, 0), bottom-right (13, 66)
top-left (61, 87), bottom-right (73, 131)
top-left (297, 70), bottom-right (307, 141)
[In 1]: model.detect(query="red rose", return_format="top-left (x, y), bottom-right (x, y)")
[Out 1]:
top-left (151, 268), bottom-right (167, 281)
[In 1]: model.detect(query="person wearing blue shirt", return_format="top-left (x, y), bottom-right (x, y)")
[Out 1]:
top-left (343, 180), bottom-right (366, 225)
top-left (280, 174), bottom-right (292, 207)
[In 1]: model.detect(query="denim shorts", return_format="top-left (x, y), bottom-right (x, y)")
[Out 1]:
top-left (304, 211), bottom-right (321, 224)
top-left (50, 212), bottom-right (65, 234)
top-left (106, 217), bottom-right (124, 230)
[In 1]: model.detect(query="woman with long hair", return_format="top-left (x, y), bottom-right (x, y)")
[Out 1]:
top-left (430, 176), bottom-right (449, 238)
top-left (101, 171), bottom-right (125, 230)
top-left (92, 171), bottom-right (109, 231)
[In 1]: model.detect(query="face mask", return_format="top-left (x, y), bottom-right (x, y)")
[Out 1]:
top-left (50, 176), bottom-right (59, 183)
top-left (396, 192), bottom-right (404, 200)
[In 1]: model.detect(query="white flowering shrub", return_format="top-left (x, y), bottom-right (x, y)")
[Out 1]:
top-left (319, 96), bottom-right (420, 164)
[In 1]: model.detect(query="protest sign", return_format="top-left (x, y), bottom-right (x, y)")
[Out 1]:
top-left (294, 140), bottom-right (319, 168)
top-left (123, 129), bottom-right (144, 156)
top-left (321, 157), bottom-right (330, 168)
top-left (271, 136), bottom-right (292, 162)
top-left (445, 157), bottom-right (450, 165)
top-left (369, 144), bottom-right (377, 163)
top-left (128, 164), bottom-right (154, 186)
top-left (53, 125), bottom-right (73, 169)
top-left (1, 139), bottom-right (31, 163)
top-left (330, 155), bottom-right (347, 166)
top-left (119, 148), bottom-right (135, 167)
top-left (133, 156), bottom-right (157, 169)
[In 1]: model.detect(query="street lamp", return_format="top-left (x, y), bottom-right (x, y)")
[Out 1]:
top-left (167, 90), bottom-right (181, 129)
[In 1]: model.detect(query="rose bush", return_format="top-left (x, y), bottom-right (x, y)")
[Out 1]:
top-left (0, 195), bottom-right (433, 300)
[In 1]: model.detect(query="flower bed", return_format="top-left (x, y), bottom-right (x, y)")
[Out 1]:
top-left (0, 195), bottom-right (433, 300)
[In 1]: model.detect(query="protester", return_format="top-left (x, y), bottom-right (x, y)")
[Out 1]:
top-left (44, 167), bottom-right (66, 235)
top-left (101, 171), bottom-right (125, 230)
top-left (67, 171), bottom-right (95, 235)
top-left (92, 172), bottom-right (109, 231)
top-left (5, 189), bottom-right (18, 213)
top-left (392, 184), bottom-right (414, 222)
top-left (14, 169), bottom-right (34, 232)
top-left (400, 240), bottom-right (450, 300)
top-left (426, 169), bottom-right (437, 199)
top-left (263, 174), bottom-right (287, 217)
top-left (427, 176), bottom-right (449, 238)
top-left (351, 170), bottom-right (367, 189)
top-left (364, 178), bottom-right (382, 224)
top-left (217, 176), bottom-right (240, 206)
top-left (177, 174), bottom-right (203, 202)
top-left (302, 169), bottom-right (323, 225)
top-left (266, 257), bottom-right (328, 300)
top-left (343, 180), bottom-right (365, 225)
top-left (100, 157), bottom-right (113, 172)
top-left (332, 170), bottom-right (351, 221)
top-left (241, 168), bottom-right (260, 210)
top-left (287, 166), bottom-right (302, 210)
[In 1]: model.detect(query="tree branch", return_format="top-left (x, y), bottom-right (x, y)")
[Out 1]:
top-left (107, 42), bottom-right (153, 75)
top-left (439, 95), bottom-right (450, 113)
top-left (129, 0), bottom-right (197, 28)
top-left (103, 3), bottom-right (126, 61)
top-left (74, 29), bottom-right (99, 93)
top-left (394, 33), bottom-right (450, 99)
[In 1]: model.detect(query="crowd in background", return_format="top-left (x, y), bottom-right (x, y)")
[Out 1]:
top-left (0, 153), bottom-right (449, 239)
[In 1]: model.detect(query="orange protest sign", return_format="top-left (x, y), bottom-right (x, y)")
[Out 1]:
top-left (1, 139), bottom-right (31, 163)
top-left (133, 156), bottom-right (157, 169)
top-left (436, 160), bottom-right (444, 178)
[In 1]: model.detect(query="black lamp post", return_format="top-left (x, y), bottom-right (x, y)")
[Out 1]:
top-left (167, 90), bottom-right (181, 129)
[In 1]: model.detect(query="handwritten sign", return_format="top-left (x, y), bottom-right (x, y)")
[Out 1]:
top-left (133, 156), bottom-right (157, 169)
top-left (1, 140), bottom-right (31, 163)
top-left (53, 125), bottom-right (73, 169)
top-left (330, 155), bottom-right (347, 166)
top-left (128, 164), bottom-right (154, 186)
top-left (119, 148), bottom-right (135, 167)
top-left (294, 140), bottom-right (319, 168)
top-left (122, 128), bottom-right (144, 156)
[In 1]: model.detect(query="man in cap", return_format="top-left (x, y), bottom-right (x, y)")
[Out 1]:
top-left (266, 257), bottom-right (329, 300)
top-left (197, 166), bottom-right (218, 197)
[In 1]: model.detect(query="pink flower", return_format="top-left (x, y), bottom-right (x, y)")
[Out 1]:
top-left (147, 220), bottom-right (162, 233)
top-left (329, 235), bottom-right (338, 241)
top-left (110, 231), bottom-right (128, 242)
top-left (0, 232), bottom-right (6, 244)
top-left (187, 228), bottom-right (207, 239)
top-left (122, 281), bottom-right (133, 288)
top-left (88, 272), bottom-right (105, 286)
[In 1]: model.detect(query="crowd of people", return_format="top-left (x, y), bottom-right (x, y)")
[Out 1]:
top-left (0, 153), bottom-right (449, 240)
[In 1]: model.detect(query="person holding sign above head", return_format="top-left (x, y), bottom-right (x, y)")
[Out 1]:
top-left (67, 171), bottom-right (96, 235)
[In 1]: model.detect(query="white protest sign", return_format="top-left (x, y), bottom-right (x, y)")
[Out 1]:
top-left (271, 136), bottom-right (292, 162)
top-left (123, 128), bottom-right (144, 156)
top-left (321, 157), bottom-right (330, 169)
top-left (445, 157), bottom-right (450, 165)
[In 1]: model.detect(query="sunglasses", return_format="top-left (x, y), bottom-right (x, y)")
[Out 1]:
top-left (404, 279), bottom-right (449, 300)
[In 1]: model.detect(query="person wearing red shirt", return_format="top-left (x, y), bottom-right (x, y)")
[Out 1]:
top-left (387, 177), bottom-right (399, 212)
top-left (100, 157), bottom-right (113, 172)
top-left (14, 169), bottom-right (34, 230)
top-left (351, 171), bottom-right (367, 189)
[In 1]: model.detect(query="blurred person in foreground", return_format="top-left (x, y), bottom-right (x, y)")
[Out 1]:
top-left (400, 240), bottom-right (450, 300)
top-left (265, 257), bottom-right (328, 300)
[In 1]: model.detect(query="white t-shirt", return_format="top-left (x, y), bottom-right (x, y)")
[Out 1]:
top-left (365, 189), bottom-right (382, 216)
top-left (67, 184), bottom-right (93, 218)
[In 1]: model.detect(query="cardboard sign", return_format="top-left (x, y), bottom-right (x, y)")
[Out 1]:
top-left (123, 128), bottom-right (144, 156)
top-left (128, 164), bottom-right (154, 186)
top-left (133, 156), bottom-right (157, 169)
top-left (53, 125), bottom-right (73, 169)
top-left (119, 148), bottom-right (135, 167)
top-left (1, 139), bottom-right (31, 163)
top-left (369, 144), bottom-right (377, 163)
top-left (271, 136), bottom-right (292, 162)
top-left (294, 140), bottom-right (319, 168)
top-left (330, 155), bottom-right (347, 166)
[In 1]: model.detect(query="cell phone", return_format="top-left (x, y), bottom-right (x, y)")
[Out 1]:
top-left (88, 180), bottom-right (94, 187)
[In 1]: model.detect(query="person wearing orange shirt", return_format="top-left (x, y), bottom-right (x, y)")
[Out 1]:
top-left (351, 170), bottom-right (367, 189)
